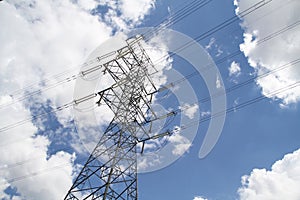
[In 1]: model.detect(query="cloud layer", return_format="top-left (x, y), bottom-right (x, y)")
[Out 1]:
top-left (229, 61), bottom-right (241, 77)
top-left (238, 148), bottom-right (300, 200)
top-left (193, 196), bottom-right (208, 200)
top-left (235, 0), bottom-right (300, 105)
top-left (0, 0), bottom-right (156, 199)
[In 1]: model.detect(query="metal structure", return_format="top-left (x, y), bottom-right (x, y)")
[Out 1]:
top-left (65, 36), bottom-right (170, 199)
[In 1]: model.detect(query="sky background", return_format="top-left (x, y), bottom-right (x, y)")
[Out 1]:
top-left (0, 0), bottom-right (300, 200)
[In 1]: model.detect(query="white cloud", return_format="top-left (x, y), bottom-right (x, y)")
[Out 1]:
top-left (205, 37), bottom-right (216, 50)
top-left (238, 148), bottom-right (300, 200)
top-left (233, 98), bottom-right (240, 112)
top-left (0, 0), bottom-right (158, 198)
top-left (194, 196), bottom-right (208, 200)
top-left (205, 37), bottom-right (223, 57)
top-left (216, 46), bottom-right (223, 57)
top-left (168, 126), bottom-right (191, 156)
top-left (137, 154), bottom-right (161, 171)
top-left (239, 33), bottom-right (257, 58)
top-left (235, 0), bottom-right (300, 105)
top-left (0, 0), bottom-right (157, 123)
top-left (201, 110), bottom-right (211, 117)
top-left (179, 103), bottom-right (199, 119)
top-left (0, 100), bottom-right (75, 200)
top-left (119, 0), bottom-right (155, 23)
top-left (142, 37), bottom-right (173, 87)
top-left (172, 143), bottom-right (191, 156)
top-left (216, 75), bottom-right (222, 89)
top-left (0, 0), bottom-right (113, 125)
top-left (0, 178), bottom-right (10, 199)
top-left (102, 0), bottom-right (156, 30)
top-left (229, 61), bottom-right (241, 77)
top-left (77, 0), bottom-right (98, 10)
top-left (233, 0), bottom-right (238, 6)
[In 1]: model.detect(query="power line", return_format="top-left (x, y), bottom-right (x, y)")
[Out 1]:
top-left (1, 44), bottom-right (299, 133)
top-left (2, 80), bottom-right (299, 184)
top-left (150, 0), bottom-right (273, 65)
top-left (157, 20), bottom-right (300, 91)
top-left (1, 56), bottom-right (299, 176)
top-left (0, 0), bottom-right (293, 173)
top-left (143, 0), bottom-right (212, 39)
top-left (167, 58), bottom-right (300, 106)
top-left (182, 81), bottom-right (300, 129)
top-left (1, 56), bottom-right (299, 139)
top-left (0, 0), bottom-right (274, 110)
top-left (1, 0), bottom-right (299, 193)
top-left (0, 0), bottom-right (212, 110)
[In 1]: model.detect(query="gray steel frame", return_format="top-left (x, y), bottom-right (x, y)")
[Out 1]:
top-left (64, 36), bottom-right (159, 200)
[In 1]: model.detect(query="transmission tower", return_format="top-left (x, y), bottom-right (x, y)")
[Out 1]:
top-left (65, 35), bottom-right (171, 199)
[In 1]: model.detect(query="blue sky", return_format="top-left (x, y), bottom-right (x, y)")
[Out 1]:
top-left (137, 1), bottom-right (300, 199)
top-left (0, 0), bottom-right (300, 199)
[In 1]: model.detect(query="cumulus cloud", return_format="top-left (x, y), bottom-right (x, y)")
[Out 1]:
top-left (137, 154), bottom-right (161, 171)
top-left (168, 126), bottom-right (191, 156)
top-left (179, 103), bottom-right (199, 119)
top-left (201, 110), bottom-right (211, 117)
top-left (0, 178), bottom-right (10, 199)
top-left (229, 61), bottom-right (241, 77)
top-left (194, 196), bottom-right (208, 200)
top-left (0, 0), bottom-right (158, 198)
top-left (119, 0), bottom-right (155, 23)
top-left (238, 148), bottom-right (300, 200)
top-left (0, 0), bottom-right (113, 125)
top-left (235, 0), bottom-right (300, 105)
top-left (0, 99), bottom-right (75, 200)
top-left (101, 0), bottom-right (156, 30)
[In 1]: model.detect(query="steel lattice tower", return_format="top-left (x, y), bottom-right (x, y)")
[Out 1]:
top-left (65, 36), bottom-right (166, 199)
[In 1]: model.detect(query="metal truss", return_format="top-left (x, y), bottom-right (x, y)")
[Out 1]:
top-left (64, 36), bottom-right (161, 200)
